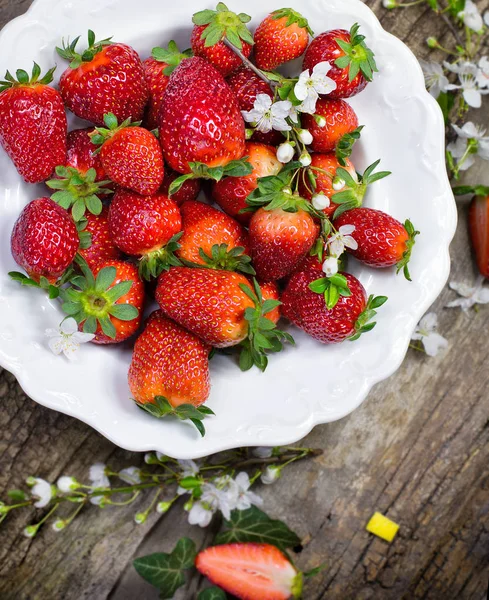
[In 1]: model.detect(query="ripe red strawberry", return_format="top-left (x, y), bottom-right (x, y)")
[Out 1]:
top-left (282, 266), bottom-right (386, 343)
top-left (260, 281), bottom-right (281, 324)
top-left (191, 4), bottom-right (254, 77)
top-left (302, 98), bottom-right (359, 154)
top-left (299, 153), bottom-right (357, 218)
top-left (213, 142), bottom-right (282, 224)
top-left (78, 206), bottom-right (121, 269)
top-left (177, 200), bottom-right (251, 272)
top-left (57, 31), bottom-right (148, 126)
top-left (196, 543), bottom-right (302, 600)
top-left (143, 41), bottom-right (192, 130)
top-left (60, 258), bottom-right (144, 345)
top-left (226, 66), bottom-right (282, 146)
top-left (303, 24), bottom-right (378, 99)
top-left (254, 9), bottom-right (313, 71)
top-left (0, 63), bottom-right (67, 184)
top-left (108, 189), bottom-right (182, 280)
top-left (156, 268), bottom-right (291, 370)
top-left (65, 128), bottom-right (107, 182)
top-left (159, 57), bottom-right (246, 174)
top-left (11, 197), bottom-right (78, 283)
top-left (90, 113), bottom-right (164, 196)
top-left (334, 208), bottom-right (419, 280)
top-left (160, 169), bottom-right (202, 206)
top-left (129, 310), bottom-right (211, 411)
top-left (469, 194), bottom-right (489, 278)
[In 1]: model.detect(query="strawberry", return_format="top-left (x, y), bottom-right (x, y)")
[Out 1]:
top-left (56, 31), bottom-right (148, 126)
top-left (469, 194), bottom-right (489, 278)
top-left (282, 265), bottom-right (387, 343)
top-left (226, 66), bottom-right (282, 146)
top-left (301, 98), bottom-right (359, 154)
top-left (191, 3), bottom-right (254, 77)
top-left (159, 56), bottom-right (246, 174)
top-left (65, 128), bottom-right (107, 181)
top-left (160, 169), bottom-right (202, 206)
top-left (254, 9), bottom-right (313, 71)
top-left (10, 197), bottom-right (78, 283)
top-left (303, 24), bottom-right (378, 99)
top-left (335, 208), bottom-right (418, 279)
top-left (143, 42), bottom-right (192, 130)
top-left (213, 142), bottom-right (282, 224)
top-left (156, 269), bottom-right (291, 370)
top-left (90, 113), bottom-right (164, 196)
top-left (177, 200), bottom-right (252, 273)
top-left (78, 206), bottom-right (121, 270)
top-left (108, 188), bottom-right (182, 280)
top-left (195, 543), bottom-right (302, 600)
top-left (60, 258), bottom-right (144, 345)
top-left (0, 63), bottom-right (67, 184)
top-left (260, 281), bottom-right (281, 324)
top-left (129, 311), bottom-right (213, 435)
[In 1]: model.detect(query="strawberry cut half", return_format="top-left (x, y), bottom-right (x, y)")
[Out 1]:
top-left (196, 543), bottom-right (303, 600)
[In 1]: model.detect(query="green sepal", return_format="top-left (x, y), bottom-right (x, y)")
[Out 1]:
top-left (271, 8), bottom-right (314, 36)
top-left (89, 113), bottom-right (140, 150)
top-left (9, 272), bottom-right (60, 299)
top-left (152, 41), bottom-right (193, 76)
top-left (397, 220), bottom-right (419, 282)
top-left (309, 273), bottom-right (352, 310)
top-left (349, 294), bottom-right (388, 341)
top-left (135, 396), bottom-right (215, 437)
top-left (334, 23), bottom-right (378, 83)
top-left (56, 30), bottom-right (113, 69)
top-left (138, 232), bottom-right (183, 281)
top-left (335, 125), bottom-right (364, 167)
top-left (0, 62), bottom-right (56, 92)
top-left (192, 3), bottom-right (254, 51)
top-left (238, 279), bottom-right (294, 372)
top-left (169, 158), bottom-right (253, 196)
top-left (182, 244), bottom-right (256, 276)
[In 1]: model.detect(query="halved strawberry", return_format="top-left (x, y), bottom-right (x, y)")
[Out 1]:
top-left (301, 98), bottom-right (359, 154)
top-left (195, 543), bottom-right (302, 600)
top-left (469, 194), bottom-right (489, 278)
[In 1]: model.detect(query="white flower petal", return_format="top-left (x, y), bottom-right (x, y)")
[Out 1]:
top-left (322, 257), bottom-right (339, 277)
top-left (422, 332), bottom-right (448, 357)
top-left (419, 312), bottom-right (438, 332)
top-left (119, 467), bottom-right (142, 485)
top-left (463, 88), bottom-right (482, 108)
top-left (60, 318), bottom-right (78, 335)
top-left (48, 336), bottom-right (65, 356)
top-left (188, 502), bottom-right (214, 527)
top-left (32, 478), bottom-right (54, 508)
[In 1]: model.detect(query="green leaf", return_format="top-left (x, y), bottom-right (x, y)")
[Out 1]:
top-left (133, 538), bottom-right (197, 599)
top-left (7, 489), bottom-right (27, 502)
top-left (452, 184), bottom-right (489, 196)
top-left (109, 304), bottom-right (139, 321)
top-left (215, 507), bottom-right (301, 552)
top-left (99, 315), bottom-right (117, 339)
top-left (198, 587), bottom-right (227, 600)
top-left (95, 267), bottom-right (117, 292)
top-left (106, 280), bottom-right (133, 302)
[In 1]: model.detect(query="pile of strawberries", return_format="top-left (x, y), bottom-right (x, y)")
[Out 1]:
top-left (1, 4), bottom-right (419, 437)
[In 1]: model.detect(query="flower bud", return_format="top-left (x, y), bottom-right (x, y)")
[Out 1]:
top-left (134, 512), bottom-right (147, 525)
top-left (261, 466), bottom-right (282, 485)
top-left (426, 37), bottom-right (438, 48)
top-left (332, 176), bottom-right (346, 191)
top-left (276, 142), bottom-right (295, 163)
top-left (52, 519), bottom-right (66, 532)
top-left (314, 115), bottom-right (327, 128)
top-left (156, 501), bottom-right (172, 515)
top-left (144, 453), bottom-right (157, 465)
top-left (26, 476), bottom-right (36, 487)
top-left (183, 499), bottom-right (194, 512)
top-left (57, 476), bottom-right (79, 494)
top-left (322, 256), bottom-right (339, 278)
top-left (23, 525), bottom-right (38, 538)
top-left (282, 187), bottom-right (293, 195)
top-left (298, 129), bottom-right (313, 145)
top-left (245, 128), bottom-right (254, 140)
top-left (382, 0), bottom-right (397, 8)
top-left (299, 152), bottom-right (312, 167)
top-left (312, 193), bottom-right (331, 210)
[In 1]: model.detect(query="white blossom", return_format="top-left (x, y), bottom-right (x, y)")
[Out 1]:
top-left (322, 257), bottom-right (339, 278)
top-left (242, 94), bottom-right (292, 133)
top-left (295, 62), bottom-right (337, 114)
top-left (446, 278), bottom-right (489, 312)
top-left (45, 318), bottom-right (94, 361)
top-left (89, 463), bottom-right (110, 489)
top-left (252, 447), bottom-right (274, 458)
top-left (476, 56), bottom-right (489, 88)
top-left (298, 129), bottom-right (313, 145)
top-left (30, 478), bottom-right (54, 508)
top-left (312, 193), bottom-right (331, 210)
top-left (419, 60), bottom-right (450, 98)
top-left (447, 121), bottom-right (489, 170)
top-left (56, 476), bottom-right (78, 494)
top-left (227, 473), bottom-right (263, 511)
top-left (412, 313), bottom-right (448, 357)
top-left (118, 467), bottom-right (142, 485)
top-left (261, 466), bottom-right (281, 485)
top-left (328, 225), bottom-right (358, 258)
top-left (445, 61), bottom-right (489, 108)
top-left (276, 142), bottom-right (295, 164)
top-left (299, 152), bottom-right (312, 167)
top-left (188, 501), bottom-right (214, 527)
top-left (177, 459), bottom-right (199, 478)
top-left (458, 0), bottom-right (483, 32)
top-left (186, 481), bottom-right (232, 527)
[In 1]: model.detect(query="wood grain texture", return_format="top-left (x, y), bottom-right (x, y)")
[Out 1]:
top-left (1, 0), bottom-right (489, 598)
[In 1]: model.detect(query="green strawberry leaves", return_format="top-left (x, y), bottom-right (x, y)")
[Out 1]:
top-left (198, 587), bottom-right (227, 599)
top-left (169, 159), bottom-right (253, 196)
top-left (9, 272), bottom-right (61, 300)
top-left (56, 30), bottom-right (113, 69)
top-left (452, 184), bottom-right (489, 196)
top-left (334, 23), bottom-right (378, 83)
top-left (133, 538), bottom-right (197, 599)
top-left (239, 279), bottom-right (294, 372)
top-left (152, 41), bottom-right (193, 76)
top-left (271, 8), bottom-right (314, 36)
top-left (350, 295), bottom-right (388, 342)
top-left (397, 220), bottom-right (420, 282)
top-left (89, 112), bottom-right (141, 150)
top-left (336, 125), bottom-right (364, 167)
top-left (47, 166), bottom-right (113, 222)
top-left (181, 244), bottom-right (256, 276)
top-left (135, 396), bottom-right (215, 437)
top-left (0, 62), bottom-right (56, 91)
top-left (138, 232), bottom-right (183, 281)
top-left (309, 273), bottom-right (352, 310)
top-left (193, 3), bottom-right (254, 51)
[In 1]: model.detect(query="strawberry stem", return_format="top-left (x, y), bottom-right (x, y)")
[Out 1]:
top-left (181, 244), bottom-right (256, 276)
top-left (222, 38), bottom-right (278, 88)
top-left (350, 295), bottom-right (388, 342)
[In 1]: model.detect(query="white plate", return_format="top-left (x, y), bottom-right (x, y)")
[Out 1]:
top-left (0, 0), bottom-right (456, 458)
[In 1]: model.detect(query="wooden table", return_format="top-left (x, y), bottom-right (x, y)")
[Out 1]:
top-left (1, 1), bottom-right (489, 598)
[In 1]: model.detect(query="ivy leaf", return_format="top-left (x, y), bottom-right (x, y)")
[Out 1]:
top-left (436, 91), bottom-right (455, 124)
top-left (198, 587), bottom-right (227, 599)
top-left (215, 507), bottom-right (301, 552)
top-left (133, 538), bottom-right (197, 599)
top-left (7, 489), bottom-right (27, 502)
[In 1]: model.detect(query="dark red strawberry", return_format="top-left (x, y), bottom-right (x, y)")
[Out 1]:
top-left (0, 63), bottom-right (67, 184)
top-left (226, 66), bottom-right (283, 146)
top-left (78, 206), bottom-right (121, 269)
top-left (254, 9), bottom-right (313, 71)
top-left (65, 128), bottom-right (107, 181)
top-left (334, 208), bottom-right (419, 280)
top-left (191, 4), bottom-right (253, 76)
top-left (108, 188), bottom-right (182, 280)
top-left (56, 31), bottom-right (148, 126)
top-left (196, 543), bottom-right (302, 600)
top-left (159, 57), bottom-right (246, 174)
top-left (469, 194), bottom-right (489, 278)
top-left (90, 113), bottom-right (164, 196)
top-left (302, 98), bottom-right (359, 153)
top-left (10, 197), bottom-right (78, 283)
top-left (160, 169), bottom-right (202, 206)
top-left (213, 142), bottom-right (282, 224)
top-left (303, 24), bottom-right (378, 99)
